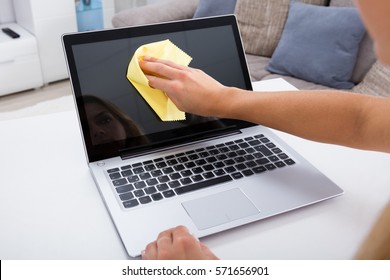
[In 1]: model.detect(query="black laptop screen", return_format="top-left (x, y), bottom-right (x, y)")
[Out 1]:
top-left (63, 16), bottom-right (254, 162)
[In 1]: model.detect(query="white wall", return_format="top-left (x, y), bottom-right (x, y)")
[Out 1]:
top-left (0, 0), bottom-right (15, 23)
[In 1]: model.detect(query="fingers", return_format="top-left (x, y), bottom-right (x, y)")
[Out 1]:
top-left (143, 56), bottom-right (188, 70)
top-left (142, 226), bottom-right (197, 260)
top-left (200, 242), bottom-right (220, 260)
top-left (139, 57), bottom-right (189, 81)
top-left (142, 227), bottom-right (175, 260)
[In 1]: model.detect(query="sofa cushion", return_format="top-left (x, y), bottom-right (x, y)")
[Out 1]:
top-left (112, 0), bottom-right (198, 27)
top-left (267, 2), bottom-right (365, 89)
top-left (329, 0), bottom-right (377, 84)
top-left (245, 54), bottom-right (272, 81)
top-left (235, 0), bottom-right (328, 57)
top-left (353, 62), bottom-right (390, 97)
top-left (193, 0), bottom-right (236, 18)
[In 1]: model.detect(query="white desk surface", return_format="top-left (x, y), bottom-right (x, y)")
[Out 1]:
top-left (1, 79), bottom-right (390, 260)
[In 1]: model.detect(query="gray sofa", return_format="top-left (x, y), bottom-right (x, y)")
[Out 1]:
top-left (112, 0), bottom-right (390, 96)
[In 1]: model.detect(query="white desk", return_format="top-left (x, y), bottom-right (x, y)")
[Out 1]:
top-left (1, 79), bottom-right (390, 259)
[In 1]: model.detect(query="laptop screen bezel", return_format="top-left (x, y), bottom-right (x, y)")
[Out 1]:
top-left (62, 15), bottom-right (255, 162)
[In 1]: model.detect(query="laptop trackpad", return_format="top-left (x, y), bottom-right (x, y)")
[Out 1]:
top-left (182, 188), bottom-right (260, 230)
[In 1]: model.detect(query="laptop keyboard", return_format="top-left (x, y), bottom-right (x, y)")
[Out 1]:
top-left (106, 134), bottom-right (295, 209)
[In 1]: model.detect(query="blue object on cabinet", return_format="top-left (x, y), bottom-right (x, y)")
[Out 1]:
top-left (76, 0), bottom-right (104, 31)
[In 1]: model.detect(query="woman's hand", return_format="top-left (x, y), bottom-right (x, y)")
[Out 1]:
top-left (142, 225), bottom-right (219, 260)
top-left (140, 56), bottom-right (229, 118)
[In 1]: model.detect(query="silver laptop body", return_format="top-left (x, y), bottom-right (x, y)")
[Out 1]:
top-left (62, 15), bottom-right (343, 257)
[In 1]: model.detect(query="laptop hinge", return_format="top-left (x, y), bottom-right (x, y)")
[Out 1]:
top-left (120, 127), bottom-right (241, 160)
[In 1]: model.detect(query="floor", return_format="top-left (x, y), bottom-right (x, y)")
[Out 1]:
top-left (0, 79), bottom-right (74, 121)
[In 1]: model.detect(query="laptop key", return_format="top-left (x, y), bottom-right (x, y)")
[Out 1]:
top-left (203, 172), bottom-right (215, 179)
top-left (119, 192), bottom-right (135, 201)
top-left (231, 172), bottom-right (243, 179)
top-left (133, 167), bottom-right (145, 174)
top-left (265, 164), bottom-right (277, 170)
top-left (278, 153), bottom-right (289, 160)
top-left (109, 172), bottom-right (122, 180)
top-left (155, 162), bottom-right (167, 168)
top-left (113, 178), bottom-right (128, 186)
top-left (253, 166), bottom-right (267, 173)
top-left (275, 161), bottom-right (286, 168)
top-left (123, 199), bottom-right (139, 209)
top-left (121, 170), bottom-right (133, 177)
top-left (116, 184), bottom-right (135, 194)
top-left (167, 159), bottom-right (178, 166)
top-left (121, 165), bottom-right (132, 170)
top-left (214, 169), bottom-right (226, 176)
top-left (134, 190), bottom-right (145, 197)
top-left (192, 167), bottom-right (203, 174)
top-left (180, 170), bottom-right (192, 177)
top-left (157, 183), bottom-right (169, 192)
top-left (260, 137), bottom-right (270, 143)
top-left (151, 193), bottom-right (163, 201)
top-left (145, 186), bottom-right (157, 194)
top-left (127, 175), bottom-right (139, 183)
top-left (134, 181), bottom-right (146, 189)
top-left (174, 164), bottom-right (185, 171)
top-left (139, 173), bottom-right (151, 180)
top-left (139, 196), bottom-right (152, 204)
top-left (256, 145), bottom-right (273, 156)
top-left (175, 175), bottom-right (233, 195)
top-left (269, 156), bottom-right (279, 162)
top-left (107, 168), bottom-right (119, 173)
top-left (242, 169), bottom-right (254, 176)
top-left (144, 164), bottom-right (156, 171)
top-left (168, 181), bottom-right (181, 188)
top-left (170, 173), bottom-right (181, 180)
top-left (146, 178), bottom-right (158, 186)
top-left (151, 170), bottom-right (163, 177)
top-left (162, 190), bottom-right (176, 198)
top-left (180, 177), bottom-right (192, 185)
top-left (158, 175), bottom-right (170, 183)
top-left (162, 167), bottom-right (174, 174)
top-left (285, 159), bottom-right (296, 165)
top-left (191, 175), bottom-right (203, 182)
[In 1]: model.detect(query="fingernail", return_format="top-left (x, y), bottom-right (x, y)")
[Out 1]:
top-left (141, 250), bottom-right (146, 259)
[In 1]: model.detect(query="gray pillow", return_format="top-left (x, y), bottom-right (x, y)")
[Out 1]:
top-left (267, 2), bottom-right (366, 89)
top-left (193, 0), bottom-right (236, 18)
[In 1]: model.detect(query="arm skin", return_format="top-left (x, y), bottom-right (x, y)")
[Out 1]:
top-left (140, 56), bottom-right (390, 153)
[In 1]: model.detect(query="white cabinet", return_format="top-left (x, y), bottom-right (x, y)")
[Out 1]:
top-left (13, 0), bottom-right (78, 84)
top-left (12, 0), bottom-right (114, 84)
top-left (0, 0), bottom-right (116, 95)
top-left (0, 23), bottom-right (43, 96)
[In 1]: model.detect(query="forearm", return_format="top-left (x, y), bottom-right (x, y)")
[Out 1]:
top-left (220, 87), bottom-right (388, 151)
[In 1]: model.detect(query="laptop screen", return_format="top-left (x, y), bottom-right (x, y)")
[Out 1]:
top-left (63, 15), bottom-right (254, 162)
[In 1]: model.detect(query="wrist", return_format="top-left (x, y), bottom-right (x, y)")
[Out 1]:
top-left (214, 86), bottom-right (247, 119)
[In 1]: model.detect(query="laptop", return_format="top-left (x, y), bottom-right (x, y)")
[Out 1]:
top-left (62, 15), bottom-right (343, 257)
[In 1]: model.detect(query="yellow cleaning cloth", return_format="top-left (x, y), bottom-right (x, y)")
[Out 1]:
top-left (127, 39), bottom-right (192, 121)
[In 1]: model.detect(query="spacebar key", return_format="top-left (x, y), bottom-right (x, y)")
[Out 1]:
top-left (175, 175), bottom-right (233, 195)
